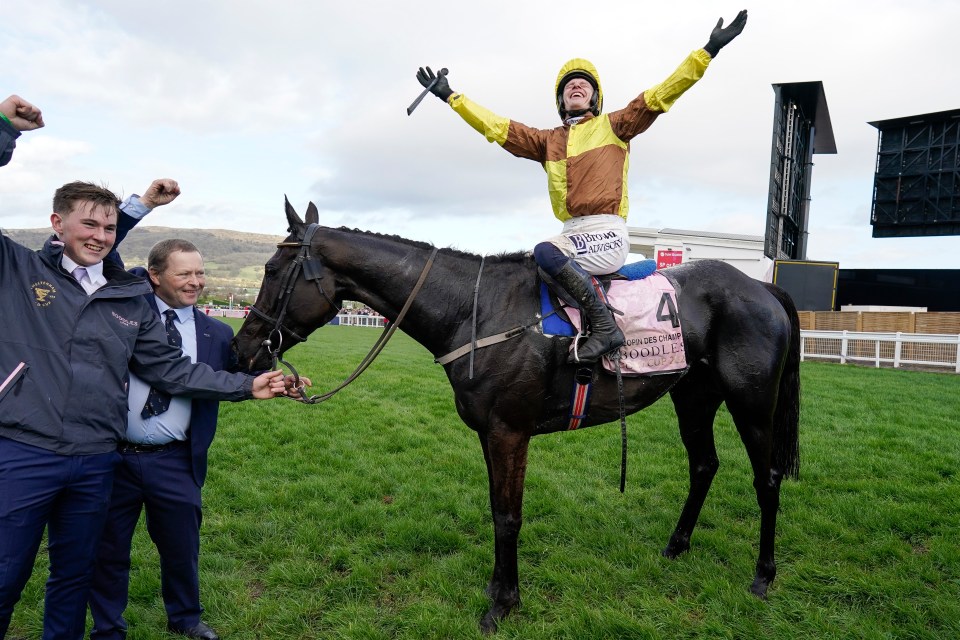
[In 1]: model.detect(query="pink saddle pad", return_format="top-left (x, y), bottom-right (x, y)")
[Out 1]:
top-left (566, 273), bottom-right (687, 376)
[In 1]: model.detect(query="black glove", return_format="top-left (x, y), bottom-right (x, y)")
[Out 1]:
top-left (703, 9), bottom-right (748, 57)
top-left (416, 66), bottom-right (453, 102)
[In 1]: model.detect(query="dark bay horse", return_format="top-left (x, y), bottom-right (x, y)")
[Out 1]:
top-left (233, 200), bottom-right (801, 633)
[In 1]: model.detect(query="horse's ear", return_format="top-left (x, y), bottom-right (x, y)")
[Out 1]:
top-left (305, 202), bottom-right (319, 225)
top-left (284, 195), bottom-right (304, 230)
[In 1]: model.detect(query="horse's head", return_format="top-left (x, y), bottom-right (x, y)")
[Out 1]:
top-left (232, 198), bottom-right (341, 371)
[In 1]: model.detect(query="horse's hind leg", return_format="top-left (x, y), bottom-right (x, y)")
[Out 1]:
top-left (725, 396), bottom-right (784, 598)
top-left (663, 375), bottom-right (723, 559)
top-left (477, 426), bottom-right (530, 634)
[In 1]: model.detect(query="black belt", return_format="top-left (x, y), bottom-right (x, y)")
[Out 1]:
top-left (117, 440), bottom-right (184, 454)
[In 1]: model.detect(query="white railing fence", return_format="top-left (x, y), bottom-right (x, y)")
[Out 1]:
top-left (800, 330), bottom-right (960, 373)
top-left (200, 307), bottom-right (248, 318)
top-left (199, 309), bottom-right (388, 326)
top-left (334, 313), bottom-right (388, 328)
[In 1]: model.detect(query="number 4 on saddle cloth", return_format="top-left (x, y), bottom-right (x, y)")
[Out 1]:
top-left (540, 259), bottom-right (688, 376)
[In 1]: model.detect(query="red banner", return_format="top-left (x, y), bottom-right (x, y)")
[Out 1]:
top-left (656, 249), bottom-right (683, 269)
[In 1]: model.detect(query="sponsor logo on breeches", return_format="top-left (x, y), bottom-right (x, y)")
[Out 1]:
top-left (571, 230), bottom-right (624, 256)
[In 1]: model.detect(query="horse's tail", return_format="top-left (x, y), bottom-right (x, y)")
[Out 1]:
top-left (764, 282), bottom-right (801, 481)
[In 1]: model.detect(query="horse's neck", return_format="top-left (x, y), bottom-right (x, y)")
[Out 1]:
top-left (324, 232), bottom-right (484, 355)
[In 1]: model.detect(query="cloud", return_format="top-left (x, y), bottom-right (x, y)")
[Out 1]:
top-left (3, 0), bottom-right (959, 266)
top-left (2, 1), bottom-right (338, 134)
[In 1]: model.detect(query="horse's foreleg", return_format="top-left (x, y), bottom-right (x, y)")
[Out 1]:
top-left (478, 428), bottom-right (530, 634)
top-left (663, 380), bottom-right (722, 559)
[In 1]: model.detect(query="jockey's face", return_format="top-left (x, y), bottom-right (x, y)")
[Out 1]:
top-left (563, 78), bottom-right (594, 113)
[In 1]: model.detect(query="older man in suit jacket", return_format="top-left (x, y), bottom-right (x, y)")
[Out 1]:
top-left (89, 186), bottom-right (235, 640)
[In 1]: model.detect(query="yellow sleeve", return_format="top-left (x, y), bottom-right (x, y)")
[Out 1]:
top-left (642, 49), bottom-right (712, 113)
top-left (449, 94), bottom-right (511, 145)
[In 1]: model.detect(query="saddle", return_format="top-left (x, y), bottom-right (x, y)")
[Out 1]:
top-left (539, 260), bottom-right (688, 376)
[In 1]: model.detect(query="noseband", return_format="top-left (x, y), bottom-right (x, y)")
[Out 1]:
top-left (249, 223), bottom-right (439, 403)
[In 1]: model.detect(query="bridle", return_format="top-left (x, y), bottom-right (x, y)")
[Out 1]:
top-left (248, 223), bottom-right (439, 403)
top-left (248, 223), bottom-right (335, 368)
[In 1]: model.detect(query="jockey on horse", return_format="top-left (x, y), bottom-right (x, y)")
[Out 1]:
top-left (416, 10), bottom-right (748, 364)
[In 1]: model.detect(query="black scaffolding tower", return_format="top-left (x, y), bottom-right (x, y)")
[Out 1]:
top-left (764, 82), bottom-right (836, 260)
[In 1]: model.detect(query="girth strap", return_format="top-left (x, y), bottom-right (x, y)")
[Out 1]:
top-left (567, 367), bottom-right (594, 430)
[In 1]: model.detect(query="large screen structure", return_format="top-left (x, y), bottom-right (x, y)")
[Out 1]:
top-left (773, 260), bottom-right (838, 311)
top-left (869, 109), bottom-right (960, 238)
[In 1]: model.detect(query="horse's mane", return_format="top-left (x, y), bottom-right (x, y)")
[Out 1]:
top-left (334, 226), bottom-right (531, 265)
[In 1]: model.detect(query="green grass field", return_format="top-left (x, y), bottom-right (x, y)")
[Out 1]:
top-left (9, 324), bottom-right (960, 639)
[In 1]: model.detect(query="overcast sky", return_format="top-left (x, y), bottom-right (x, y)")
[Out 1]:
top-left (2, 0), bottom-right (958, 268)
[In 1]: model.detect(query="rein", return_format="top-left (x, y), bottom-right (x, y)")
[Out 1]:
top-left (250, 224), bottom-right (439, 404)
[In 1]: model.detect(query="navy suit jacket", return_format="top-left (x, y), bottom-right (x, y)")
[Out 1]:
top-left (113, 213), bottom-right (234, 487)
top-left (130, 267), bottom-right (235, 488)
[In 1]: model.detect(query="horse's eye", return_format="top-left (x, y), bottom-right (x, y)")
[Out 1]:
top-left (264, 263), bottom-right (279, 278)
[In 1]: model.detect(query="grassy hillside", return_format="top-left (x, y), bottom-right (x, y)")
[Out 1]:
top-left (4, 225), bottom-right (282, 303)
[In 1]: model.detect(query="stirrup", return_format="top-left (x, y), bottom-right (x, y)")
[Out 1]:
top-left (571, 328), bottom-right (586, 363)
top-left (569, 330), bottom-right (622, 364)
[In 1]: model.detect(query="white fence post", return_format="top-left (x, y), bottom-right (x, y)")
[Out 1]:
top-left (956, 335), bottom-right (960, 374)
top-left (840, 330), bottom-right (848, 365)
top-left (894, 332), bottom-right (902, 369)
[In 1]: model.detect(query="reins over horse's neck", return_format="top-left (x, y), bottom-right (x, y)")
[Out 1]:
top-left (290, 245), bottom-right (439, 404)
top-left (323, 230), bottom-right (485, 357)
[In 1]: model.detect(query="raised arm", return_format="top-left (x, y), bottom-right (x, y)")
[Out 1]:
top-left (108, 178), bottom-right (182, 269)
top-left (640, 10), bottom-right (748, 115)
top-left (415, 65), bottom-right (548, 161)
top-left (0, 94), bottom-right (44, 167)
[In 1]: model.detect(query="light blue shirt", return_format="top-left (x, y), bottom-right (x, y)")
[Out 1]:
top-left (121, 193), bottom-right (150, 220)
top-left (124, 298), bottom-right (197, 445)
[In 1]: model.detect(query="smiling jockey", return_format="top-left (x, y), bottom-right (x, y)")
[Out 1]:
top-left (416, 10), bottom-right (747, 364)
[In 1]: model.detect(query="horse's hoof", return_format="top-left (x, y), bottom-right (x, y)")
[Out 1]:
top-left (749, 578), bottom-right (770, 599)
top-left (479, 612), bottom-right (498, 635)
top-left (661, 539), bottom-right (689, 559)
top-left (480, 598), bottom-right (517, 635)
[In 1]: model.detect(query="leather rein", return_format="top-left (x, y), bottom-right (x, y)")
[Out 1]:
top-left (248, 223), bottom-right (439, 404)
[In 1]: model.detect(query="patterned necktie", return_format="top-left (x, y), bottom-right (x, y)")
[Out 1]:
top-left (141, 309), bottom-right (183, 418)
top-left (72, 266), bottom-right (87, 284)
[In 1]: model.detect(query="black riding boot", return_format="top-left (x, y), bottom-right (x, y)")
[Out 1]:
top-left (554, 261), bottom-right (625, 364)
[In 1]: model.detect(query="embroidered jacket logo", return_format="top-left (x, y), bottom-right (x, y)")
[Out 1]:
top-left (111, 311), bottom-right (139, 327)
top-left (32, 281), bottom-right (57, 307)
